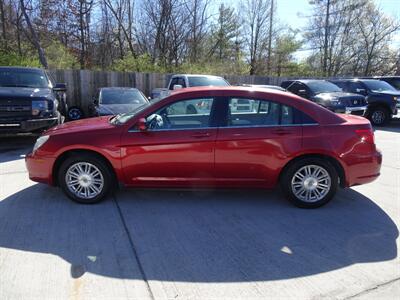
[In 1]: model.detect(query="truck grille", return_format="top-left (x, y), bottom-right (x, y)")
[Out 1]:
top-left (0, 98), bottom-right (32, 118)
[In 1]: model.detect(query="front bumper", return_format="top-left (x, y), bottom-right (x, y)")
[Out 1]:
top-left (0, 117), bottom-right (58, 133)
top-left (25, 151), bottom-right (56, 185)
top-left (344, 106), bottom-right (367, 115)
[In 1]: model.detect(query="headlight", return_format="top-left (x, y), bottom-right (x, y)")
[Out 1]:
top-left (330, 97), bottom-right (340, 105)
top-left (32, 100), bottom-right (49, 116)
top-left (394, 96), bottom-right (398, 101)
top-left (33, 135), bottom-right (49, 152)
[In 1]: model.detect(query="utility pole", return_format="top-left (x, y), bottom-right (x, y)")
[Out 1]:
top-left (323, 0), bottom-right (330, 76)
top-left (267, 0), bottom-right (274, 75)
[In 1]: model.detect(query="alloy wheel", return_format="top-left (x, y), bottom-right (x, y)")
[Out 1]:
top-left (291, 164), bottom-right (331, 203)
top-left (65, 162), bottom-right (104, 199)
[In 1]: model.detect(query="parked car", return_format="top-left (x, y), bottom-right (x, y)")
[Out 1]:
top-left (90, 87), bottom-right (149, 116)
top-left (26, 86), bottom-right (381, 208)
top-left (330, 78), bottom-right (400, 125)
top-left (241, 84), bottom-right (286, 91)
top-left (281, 79), bottom-right (367, 116)
top-left (0, 66), bottom-right (67, 133)
top-left (370, 76), bottom-right (400, 91)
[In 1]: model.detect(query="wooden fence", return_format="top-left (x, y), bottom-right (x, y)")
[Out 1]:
top-left (49, 69), bottom-right (296, 114)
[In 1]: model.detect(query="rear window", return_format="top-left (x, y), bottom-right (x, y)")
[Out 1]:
top-left (188, 76), bottom-right (229, 87)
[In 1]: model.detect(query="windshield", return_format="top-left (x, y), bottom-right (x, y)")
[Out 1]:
top-left (363, 80), bottom-right (397, 92)
top-left (110, 103), bottom-right (150, 125)
top-left (307, 81), bottom-right (342, 94)
top-left (101, 89), bottom-right (148, 105)
top-left (0, 69), bottom-right (49, 88)
top-left (188, 76), bottom-right (229, 87)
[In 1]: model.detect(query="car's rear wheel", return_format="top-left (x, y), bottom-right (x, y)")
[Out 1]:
top-left (368, 107), bottom-right (390, 126)
top-left (281, 158), bottom-right (338, 208)
top-left (58, 154), bottom-right (113, 204)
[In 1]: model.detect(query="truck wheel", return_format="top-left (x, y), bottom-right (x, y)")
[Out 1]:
top-left (368, 107), bottom-right (390, 126)
top-left (280, 158), bottom-right (338, 208)
top-left (68, 106), bottom-right (84, 121)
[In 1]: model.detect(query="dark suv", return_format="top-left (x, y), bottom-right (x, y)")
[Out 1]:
top-left (281, 80), bottom-right (367, 116)
top-left (0, 67), bottom-right (67, 133)
top-left (371, 76), bottom-right (400, 91)
top-left (330, 79), bottom-right (400, 126)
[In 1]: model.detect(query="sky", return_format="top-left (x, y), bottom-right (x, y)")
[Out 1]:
top-left (214, 0), bottom-right (400, 60)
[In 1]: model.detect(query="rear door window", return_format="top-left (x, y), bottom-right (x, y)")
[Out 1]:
top-left (226, 98), bottom-right (318, 127)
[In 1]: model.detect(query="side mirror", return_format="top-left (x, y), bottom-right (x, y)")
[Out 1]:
top-left (93, 97), bottom-right (99, 106)
top-left (297, 89), bottom-right (308, 97)
top-left (53, 83), bottom-right (67, 92)
top-left (137, 118), bottom-right (148, 131)
top-left (173, 84), bottom-right (183, 90)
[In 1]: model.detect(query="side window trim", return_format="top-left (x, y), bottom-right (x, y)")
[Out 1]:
top-left (218, 96), bottom-right (318, 128)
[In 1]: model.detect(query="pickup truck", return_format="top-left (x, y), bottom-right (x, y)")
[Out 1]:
top-left (151, 74), bottom-right (230, 99)
top-left (150, 74), bottom-right (230, 114)
top-left (330, 78), bottom-right (400, 125)
top-left (0, 67), bottom-right (67, 133)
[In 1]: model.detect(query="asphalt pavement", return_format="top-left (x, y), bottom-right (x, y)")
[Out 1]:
top-left (0, 122), bottom-right (399, 300)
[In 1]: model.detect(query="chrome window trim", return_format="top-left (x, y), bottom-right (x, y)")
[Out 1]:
top-left (127, 123), bottom-right (318, 133)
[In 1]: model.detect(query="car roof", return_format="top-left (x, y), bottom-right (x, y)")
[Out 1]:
top-left (171, 74), bottom-right (225, 79)
top-left (330, 78), bottom-right (379, 82)
top-left (242, 84), bottom-right (286, 90)
top-left (0, 66), bottom-right (45, 72)
top-left (100, 87), bottom-right (140, 91)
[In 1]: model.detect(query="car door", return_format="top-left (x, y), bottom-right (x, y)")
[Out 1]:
top-left (215, 97), bottom-right (303, 187)
top-left (120, 97), bottom-right (217, 187)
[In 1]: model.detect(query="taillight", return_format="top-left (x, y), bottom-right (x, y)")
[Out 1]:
top-left (355, 129), bottom-right (375, 144)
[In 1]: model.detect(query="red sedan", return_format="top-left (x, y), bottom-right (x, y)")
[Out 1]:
top-left (26, 87), bottom-right (382, 208)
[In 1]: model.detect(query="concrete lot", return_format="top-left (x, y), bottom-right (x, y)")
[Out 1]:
top-left (0, 122), bottom-right (399, 300)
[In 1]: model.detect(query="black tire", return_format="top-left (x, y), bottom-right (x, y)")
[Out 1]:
top-left (367, 106), bottom-right (390, 126)
top-left (186, 105), bottom-right (197, 114)
top-left (280, 158), bottom-right (338, 208)
top-left (68, 106), bottom-right (84, 121)
top-left (58, 154), bottom-right (114, 204)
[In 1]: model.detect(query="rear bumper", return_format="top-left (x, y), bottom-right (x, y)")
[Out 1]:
top-left (25, 152), bottom-right (56, 185)
top-left (0, 117), bottom-right (58, 133)
top-left (346, 150), bottom-right (382, 187)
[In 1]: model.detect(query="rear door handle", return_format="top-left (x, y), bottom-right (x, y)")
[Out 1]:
top-left (191, 132), bottom-right (211, 138)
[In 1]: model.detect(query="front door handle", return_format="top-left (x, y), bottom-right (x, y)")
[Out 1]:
top-left (191, 132), bottom-right (211, 138)
top-left (272, 129), bottom-right (293, 135)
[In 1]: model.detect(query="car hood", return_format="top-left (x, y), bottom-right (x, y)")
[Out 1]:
top-left (315, 92), bottom-right (364, 99)
top-left (369, 90), bottom-right (400, 97)
top-left (0, 87), bottom-right (53, 99)
top-left (44, 116), bottom-right (115, 135)
top-left (97, 103), bottom-right (144, 115)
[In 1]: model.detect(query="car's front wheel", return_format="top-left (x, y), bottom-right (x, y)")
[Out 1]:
top-left (281, 158), bottom-right (338, 208)
top-left (58, 154), bottom-right (113, 204)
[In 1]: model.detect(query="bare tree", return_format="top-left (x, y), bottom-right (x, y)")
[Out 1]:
top-left (241, 0), bottom-right (271, 75)
top-left (19, 0), bottom-right (48, 68)
top-left (104, 0), bottom-right (137, 58)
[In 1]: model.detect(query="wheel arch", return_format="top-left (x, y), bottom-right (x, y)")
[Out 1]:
top-left (279, 153), bottom-right (346, 188)
top-left (52, 149), bottom-right (117, 186)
